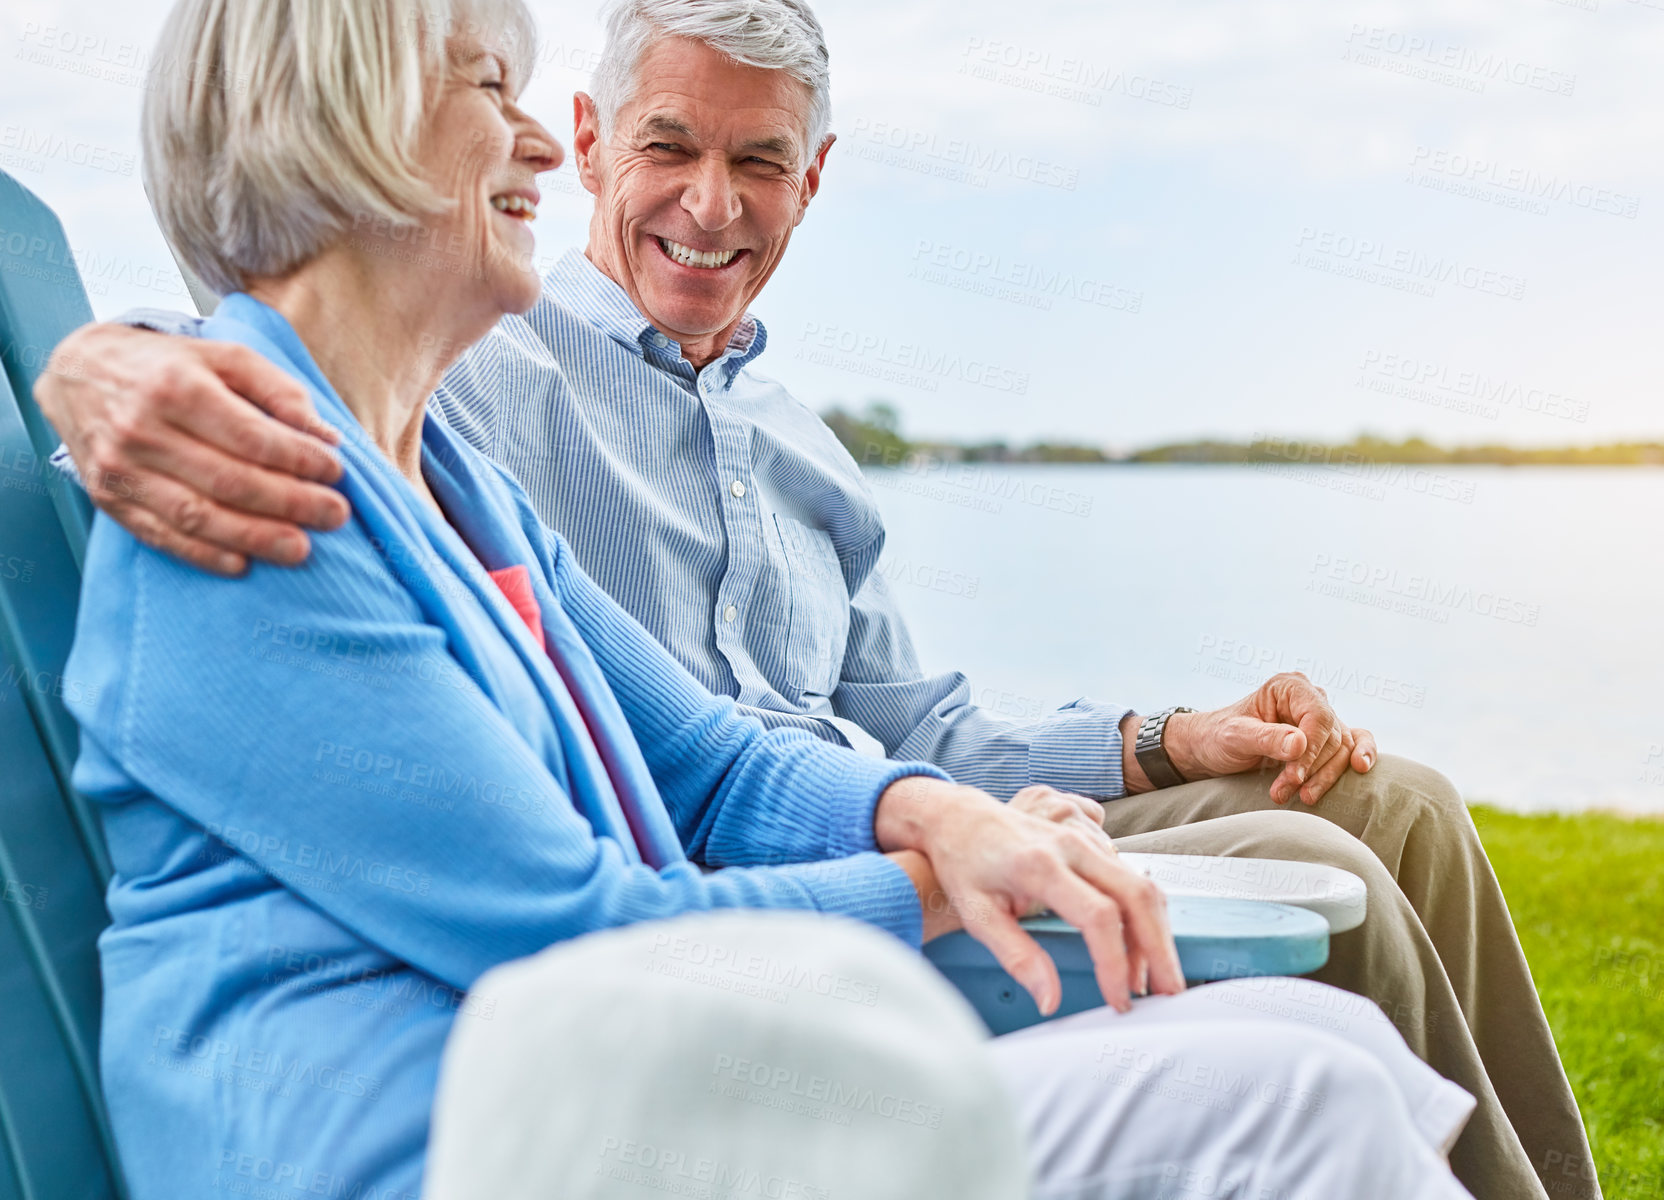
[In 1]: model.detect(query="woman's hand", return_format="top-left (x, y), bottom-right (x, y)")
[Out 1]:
top-left (876, 777), bottom-right (1183, 1016)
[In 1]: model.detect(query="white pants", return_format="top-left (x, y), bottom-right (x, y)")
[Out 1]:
top-left (426, 913), bottom-right (1475, 1200)
top-left (992, 981), bottom-right (1475, 1199)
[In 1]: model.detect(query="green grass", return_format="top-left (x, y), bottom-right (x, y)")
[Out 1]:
top-left (1470, 806), bottom-right (1664, 1199)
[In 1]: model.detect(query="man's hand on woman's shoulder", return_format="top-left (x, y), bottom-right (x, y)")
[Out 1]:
top-left (34, 321), bottom-right (351, 575)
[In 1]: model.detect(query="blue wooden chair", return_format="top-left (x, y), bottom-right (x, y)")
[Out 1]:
top-left (0, 169), bottom-right (126, 1199)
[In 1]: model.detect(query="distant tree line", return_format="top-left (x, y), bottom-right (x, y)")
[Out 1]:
top-left (818, 403), bottom-right (1664, 467)
top-left (820, 403), bottom-right (1113, 466)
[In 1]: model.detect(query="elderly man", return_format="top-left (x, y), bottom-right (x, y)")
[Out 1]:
top-left (38, 1), bottom-right (1593, 1196)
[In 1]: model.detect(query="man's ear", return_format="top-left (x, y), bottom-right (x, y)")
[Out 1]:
top-left (795, 133), bottom-right (835, 226)
top-left (572, 92), bottom-right (604, 197)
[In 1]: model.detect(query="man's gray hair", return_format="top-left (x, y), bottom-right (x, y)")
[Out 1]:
top-left (592, 0), bottom-right (831, 155)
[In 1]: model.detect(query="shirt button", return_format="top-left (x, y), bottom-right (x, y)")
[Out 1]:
top-left (723, 605), bottom-right (737, 623)
top-left (729, 480), bottom-right (746, 499)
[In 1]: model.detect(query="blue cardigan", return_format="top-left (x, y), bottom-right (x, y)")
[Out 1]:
top-left (65, 294), bottom-right (938, 1200)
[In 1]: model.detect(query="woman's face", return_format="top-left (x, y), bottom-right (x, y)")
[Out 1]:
top-left (406, 38), bottom-right (562, 318)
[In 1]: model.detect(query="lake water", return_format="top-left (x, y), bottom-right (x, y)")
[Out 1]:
top-left (863, 463), bottom-right (1664, 815)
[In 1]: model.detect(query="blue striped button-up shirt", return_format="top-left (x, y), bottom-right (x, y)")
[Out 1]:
top-left (122, 247), bottom-right (1131, 799)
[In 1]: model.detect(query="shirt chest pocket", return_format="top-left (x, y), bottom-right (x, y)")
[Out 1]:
top-left (772, 514), bottom-right (849, 698)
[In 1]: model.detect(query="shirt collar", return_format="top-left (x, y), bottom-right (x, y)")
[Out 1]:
top-left (548, 247), bottom-right (769, 387)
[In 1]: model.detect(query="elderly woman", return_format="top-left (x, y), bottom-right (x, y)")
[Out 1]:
top-left (63, 0), bottom-right (1480, 1196)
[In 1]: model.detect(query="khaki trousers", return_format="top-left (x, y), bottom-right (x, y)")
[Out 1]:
top-left (1101, 753), bottom-right (1598, 1200)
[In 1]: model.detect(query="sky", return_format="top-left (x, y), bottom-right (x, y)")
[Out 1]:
top-left (4, 0), bottom-right (1662, 449)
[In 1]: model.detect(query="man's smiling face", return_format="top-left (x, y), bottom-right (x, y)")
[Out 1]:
top-left (573, 36), bottom-right (832, 364)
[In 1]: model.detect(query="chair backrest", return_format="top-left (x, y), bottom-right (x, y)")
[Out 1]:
top-left (0, 173), bottom-right (96, 567)
top-left (0, 169), bottom-right (127, 1199)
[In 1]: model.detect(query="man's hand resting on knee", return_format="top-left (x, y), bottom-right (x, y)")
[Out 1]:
top-left (1121, 672), bottom-right (1378, 805)
top-left (34, 321), bottom-right (349, 575)
top-left (878, 777), bottom-right (1183, 1017)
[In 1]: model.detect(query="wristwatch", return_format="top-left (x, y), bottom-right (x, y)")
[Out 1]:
top-left (1133, 706), bottom-right (1196, 790)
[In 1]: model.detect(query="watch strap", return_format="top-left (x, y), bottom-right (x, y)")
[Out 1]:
top-left (1133, 706), bottom-right (1195, 790)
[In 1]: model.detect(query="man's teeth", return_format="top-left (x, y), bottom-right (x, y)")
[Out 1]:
top-left (658, 238), bottom-right (739, 269)
top-left (490, 195), bottom-right (537, 221)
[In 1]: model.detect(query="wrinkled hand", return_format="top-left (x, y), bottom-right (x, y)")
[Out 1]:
top-left (1163, 672), bottom-right (1377, 805)
top-left (1009, 784), bottom-right (1115, 849)
top-left (33, 321), bottom-right (348, 575)
top-left (877, 778), bottom-right (1182, 1016)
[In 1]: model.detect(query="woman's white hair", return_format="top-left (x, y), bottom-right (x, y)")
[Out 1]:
top-left (142, 0), bottom-right (536, 297)
top-left (591, 0), bottom-right (831, 155)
